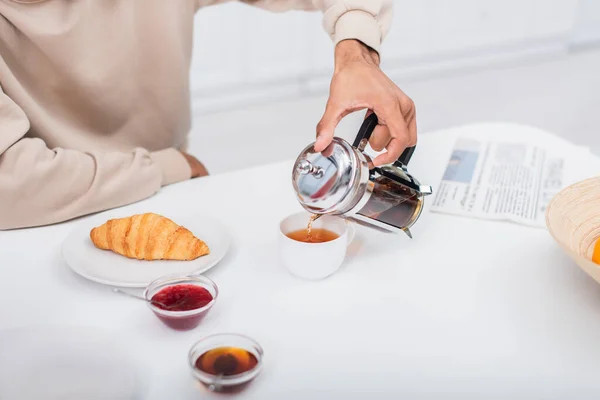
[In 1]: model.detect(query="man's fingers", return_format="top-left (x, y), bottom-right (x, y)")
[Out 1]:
top-left (374, 102), bottom-right (407, 143)
top-left (407, 108), bottom-right (417, 146)
top-left (315, 103), bottom-right (347, 152)
top-left (181, 152), bottom-right (209, 178)
top-left (369, 124), bottom-right (391, 152)
top-left (373, 136), bottom-right (407, 166)
top-left (317, 99), bottom-right (370, 151)
top-left (373, 105), bottom-right (409, 163)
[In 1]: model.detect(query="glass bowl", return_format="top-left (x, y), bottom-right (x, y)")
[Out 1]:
top-left (143, 275), bottom-right (218, 330)
top-left (188, 333), bottom-right (264, 391)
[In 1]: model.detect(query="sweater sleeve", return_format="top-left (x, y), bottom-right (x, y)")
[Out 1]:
top-left (0, 85), bottom-right (191, 230)
top-left (197, 0), bottom-right (393, 52)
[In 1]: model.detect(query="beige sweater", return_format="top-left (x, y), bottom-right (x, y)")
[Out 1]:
top-left (0, 0), bottom-right (392, 230)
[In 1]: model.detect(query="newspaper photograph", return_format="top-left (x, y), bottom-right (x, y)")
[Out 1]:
top-left (430, 137), bottom-right (588, 228)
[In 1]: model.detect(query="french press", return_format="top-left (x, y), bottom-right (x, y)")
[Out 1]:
top-left (291, 113), bottom-right (432, 238)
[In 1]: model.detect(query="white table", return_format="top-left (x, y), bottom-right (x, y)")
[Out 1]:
top-left (2, 124), bottom-right (600, 400)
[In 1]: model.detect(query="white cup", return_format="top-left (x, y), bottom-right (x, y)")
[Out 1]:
top-left (278, 212), bottom-right (355, 280)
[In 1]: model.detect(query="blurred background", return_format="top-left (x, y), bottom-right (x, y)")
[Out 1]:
top-left (188, 0), bottom-right (600, 174)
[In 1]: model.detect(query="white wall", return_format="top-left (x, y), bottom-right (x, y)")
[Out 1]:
top-left (571, 0), bottom-right (600, 45)
top-left (190, 0), bottom-right (589, 113)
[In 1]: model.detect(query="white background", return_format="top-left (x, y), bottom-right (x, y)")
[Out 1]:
top-left (189, 0), bottom-right (599, 113)
top-left (187, 0), bottom-right (600, 175)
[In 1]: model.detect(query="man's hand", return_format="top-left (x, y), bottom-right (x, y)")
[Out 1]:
top-left (181, 152), bottom-right (209, 178)
top-left (316, 39), bottom-right (416, 166)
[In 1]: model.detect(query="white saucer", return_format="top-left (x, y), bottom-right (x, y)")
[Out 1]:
top-left (62, 213), bottom-right (231, 287)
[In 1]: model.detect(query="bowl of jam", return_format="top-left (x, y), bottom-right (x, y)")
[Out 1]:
top-left (143, 275), bottom-right (218, 330)
top-left (188, 333), bottom-right (263, 391)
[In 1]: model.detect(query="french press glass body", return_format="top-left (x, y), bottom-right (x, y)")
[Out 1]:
top-left (291, 113), bottom-right (433, 237)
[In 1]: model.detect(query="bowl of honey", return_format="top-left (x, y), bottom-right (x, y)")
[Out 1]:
top-left (188, 333), bottom-right (263, 391)
top-left (546, 176), bottom-right (600, 282)
top-left (143, 274), bottom-right (218, 330)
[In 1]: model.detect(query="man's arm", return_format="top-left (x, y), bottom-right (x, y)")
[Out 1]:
top-left (224, 0), bottom-right (412, 166)
top-left (318, 36), bottom-right (417, 167)
top-left (0, 85), bottom-right (192, 230)
top-left (236, 1), bottom-right (393, 53)
top-left (197, 1), bottom-right (392, 52)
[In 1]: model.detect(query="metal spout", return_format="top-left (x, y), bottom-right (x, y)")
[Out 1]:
top-left (419, 185), bottom-right (433, 196)
top-left (402, 228), bottom-right (413, 239)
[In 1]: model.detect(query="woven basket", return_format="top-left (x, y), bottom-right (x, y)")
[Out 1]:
top-left (546, 176), bottom-right (600, 281)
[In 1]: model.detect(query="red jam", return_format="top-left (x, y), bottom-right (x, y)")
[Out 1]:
top-left (150, 284), bottom-right (214, 330)
top-left (151, 284), bottom-right (213, 311)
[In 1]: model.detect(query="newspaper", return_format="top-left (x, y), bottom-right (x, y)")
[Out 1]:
top-left (430, 137), bottom-right (591, 228)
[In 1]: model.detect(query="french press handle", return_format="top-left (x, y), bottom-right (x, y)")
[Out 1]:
top-left (352, 113), bottom-right (416, 166)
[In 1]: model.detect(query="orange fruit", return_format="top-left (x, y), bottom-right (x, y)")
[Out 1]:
top-left (593, 238), bottom-right (600, 265)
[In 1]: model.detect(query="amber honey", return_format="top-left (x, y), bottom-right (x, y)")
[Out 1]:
top-left (195, 347), bottom-right (258, 376)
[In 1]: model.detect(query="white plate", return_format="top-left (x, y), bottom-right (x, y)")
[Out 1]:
top-left (0, 325), bottom-right (141, 400)
top-left (62, 213), bottom-right (231, 287)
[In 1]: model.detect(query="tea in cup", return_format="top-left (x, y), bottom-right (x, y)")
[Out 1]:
top-left (278, 212), bottom-right (355, 280)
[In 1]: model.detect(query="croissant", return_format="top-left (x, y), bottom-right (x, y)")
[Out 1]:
top-left (90, 213), bottom-right (209, 261)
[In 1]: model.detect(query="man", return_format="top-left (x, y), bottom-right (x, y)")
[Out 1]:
top-left (0, 0), bottom-right (416, 230)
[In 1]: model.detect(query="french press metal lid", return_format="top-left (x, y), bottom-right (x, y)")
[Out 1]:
top-left (291, 113), bottom-right (433, 238)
